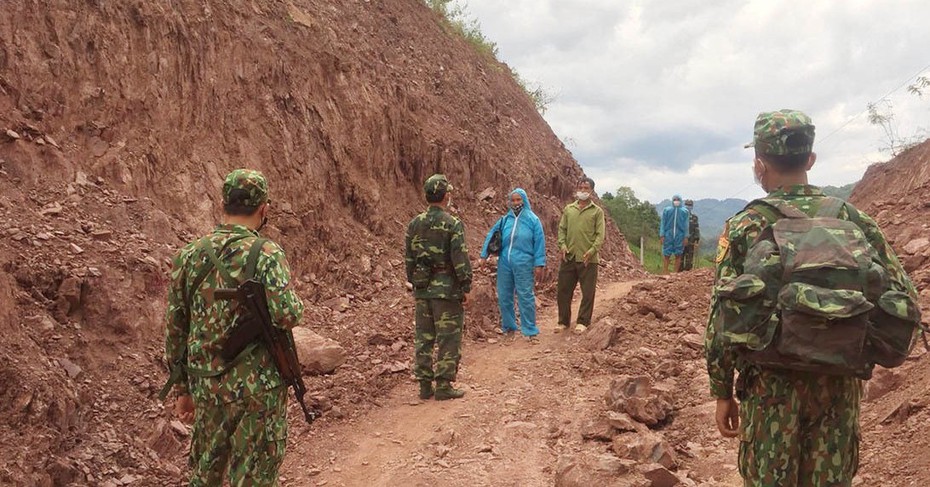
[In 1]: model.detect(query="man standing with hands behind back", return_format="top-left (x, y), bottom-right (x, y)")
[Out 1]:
top-left (405, 174), bottom-right (473, 401)
top-left (556, 177), bottom-right (606, 335)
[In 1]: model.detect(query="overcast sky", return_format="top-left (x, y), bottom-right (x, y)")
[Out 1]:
top-left (464, 0), bottom-right (930, 203)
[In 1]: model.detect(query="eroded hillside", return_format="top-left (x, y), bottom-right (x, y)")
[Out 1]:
top-left (0, 1), bottom-right (640, 485)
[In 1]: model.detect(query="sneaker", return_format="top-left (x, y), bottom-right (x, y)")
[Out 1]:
top-left (573, 324), bottom-right (588, 334)
top-left (554, 325), bottom-right (568, 334)
top-left (504, 330), bottom-right (517, 342)
top-left (527, 335), bottom-right (540, 345)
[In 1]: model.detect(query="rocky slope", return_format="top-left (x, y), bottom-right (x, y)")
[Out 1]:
top-left (0, 1), bottom-right (640, 485)
top-left (848, 138), bottom-right (930, 486)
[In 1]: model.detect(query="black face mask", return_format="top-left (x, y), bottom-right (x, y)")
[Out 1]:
top-left (512, 203), bottom-right (524, 215)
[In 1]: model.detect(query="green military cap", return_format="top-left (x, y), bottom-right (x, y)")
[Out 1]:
top-left (745, 109), bottom-right (816, 155)
top-left (424, 174), bottom-right (453, 196)
top-left (223, 169), bottom-right (269, 207)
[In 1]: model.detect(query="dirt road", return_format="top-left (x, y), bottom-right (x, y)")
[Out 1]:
top-left (281, 280), bottom-right (742, 486)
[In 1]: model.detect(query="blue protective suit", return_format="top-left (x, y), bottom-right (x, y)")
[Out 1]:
top-left (480, 189), bottom-right (546, 336)
top-left (660, 196), bottom-right (690, 257)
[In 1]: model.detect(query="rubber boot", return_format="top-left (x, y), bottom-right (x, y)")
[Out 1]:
top-left (419, 380), bottom-right (434, 400)
top-left (434, 380), bottom-right (465, 401)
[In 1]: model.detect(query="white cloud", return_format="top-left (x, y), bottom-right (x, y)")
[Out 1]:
top-left (465, 0), bottom-right (930, 202)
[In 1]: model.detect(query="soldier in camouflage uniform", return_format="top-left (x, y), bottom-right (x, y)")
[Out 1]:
top-left (704, 110), bottom-right (917, 486)
top-left (679, 199), bottom-right (700, 271)
top-left (164, 169), bottom-right (305, 486)
top-left (405, 174), bottom-right (473, 400)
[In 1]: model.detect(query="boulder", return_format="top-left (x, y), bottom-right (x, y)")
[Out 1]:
top-left (638, 464), bottom-right (680, 487)
top-left (903, 238), bottom-right (930, 255)
top-left (605, 375), bottom-right (674, 427)
top-left (595, 453), bottom-right (637, 475)
top-left (292, 328), bottom-right (347, 374)
top-left (581, 415), bottom-right (615, 442)
top-left (554, 456), bottom-right (596, 487)
top-left (613, 431), bottom-right (678, 468)
top-left (582, 319), bottom-right (619, 351)
top-left (607, 411), bottom-right (643, 433)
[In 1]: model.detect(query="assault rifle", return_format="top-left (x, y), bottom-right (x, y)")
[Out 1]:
top-left (215, 279), bottom-right (318, 424)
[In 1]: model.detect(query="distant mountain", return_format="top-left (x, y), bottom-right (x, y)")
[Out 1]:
top-left (655, 198), bottom-right (748, 254)
top-left (654, 182), bottom-right (857, 255)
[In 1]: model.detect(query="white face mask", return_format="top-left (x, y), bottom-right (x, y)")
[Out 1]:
top-left (673, 200), bottom-right (681, 207)
top-left (576, 191), bottom-right (591, 201)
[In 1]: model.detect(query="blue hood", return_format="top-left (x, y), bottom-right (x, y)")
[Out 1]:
top-left (480, 188), bottom-right (546, 267)
top-left (511, 188), bottom-right (531, 213)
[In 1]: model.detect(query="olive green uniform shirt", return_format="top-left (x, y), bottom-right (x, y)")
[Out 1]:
top-left (558, 201), bottom-right (606, 264)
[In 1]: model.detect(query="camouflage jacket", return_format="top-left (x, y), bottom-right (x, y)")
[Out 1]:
top-left (405, 205), bottom-right (473, 300)
top-left (703, 185), bottom-right (915, 399)
top-left (689, 212), bottom-right (700, 243)
top-left (165, 224), bottom-right (304, 405)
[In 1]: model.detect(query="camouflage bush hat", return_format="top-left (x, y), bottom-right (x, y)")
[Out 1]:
top-left (424, 174), bottom-right (453, 196)
top-left (745, 109), bottom-right (816, 155)
top-left (223, 169), bottom-right (269, 207)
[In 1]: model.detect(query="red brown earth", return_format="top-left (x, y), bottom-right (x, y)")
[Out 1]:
top-left (849, 139), bottom-right (930, 486)
top-left (0, 0), bottom-right (639, 486)
top-left (1, 0), bottom-right (927, 486)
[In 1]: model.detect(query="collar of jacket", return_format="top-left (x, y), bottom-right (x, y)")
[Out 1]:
top-left (768, 184), bottom-right (823, 198)
top-left (214, 223), bottom-right (259, 237)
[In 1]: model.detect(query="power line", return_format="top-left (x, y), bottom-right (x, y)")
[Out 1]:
top-left (819, 61), bottom-right (930, 146)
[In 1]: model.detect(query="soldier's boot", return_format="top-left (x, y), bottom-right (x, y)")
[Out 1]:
top-left (434, 380), bottom-right (465, 401)
top-left (419, 380), bottom-right (434, 400)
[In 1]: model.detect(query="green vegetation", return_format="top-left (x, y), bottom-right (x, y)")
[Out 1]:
top-left (628, 239), bottom-right (714, 274)
top-left (821, 182), bottom-right (857, 200)
top-left (423, 0), bottom-right (553, 115)
top-left (605, 187), bottom-right (715, 274)
top-left (602, 187), bottom-right (660, 247)
top-left (425, 0), bottom-right (498, 58)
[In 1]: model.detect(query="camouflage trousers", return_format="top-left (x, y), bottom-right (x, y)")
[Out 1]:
top-left (680, 244), bottom-right (696, 271)
top-left (739, 368), bottom-right (861, 487)
top-left (414, 298), bottom-right (463, 382)
top-left (189, 387), bottom-right (288, 487)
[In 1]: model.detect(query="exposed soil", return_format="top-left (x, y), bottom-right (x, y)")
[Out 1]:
top-left (0, 0), bottom-right (927, 486)
top-left (0, 1), bottom-right (639, 485)
top-left (849, 139), bottom-right (930, 487)
top-left (282, 276), bottom-right (741, 487)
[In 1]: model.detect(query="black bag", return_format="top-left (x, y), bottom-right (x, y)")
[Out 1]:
top-left (487, 217), bottom-right (504, 255)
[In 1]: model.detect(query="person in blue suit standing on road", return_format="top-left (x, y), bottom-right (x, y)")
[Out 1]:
top-left (479, 188), bottom-right (546, 343)
top-left (659, 194), bottom-right (690, 274)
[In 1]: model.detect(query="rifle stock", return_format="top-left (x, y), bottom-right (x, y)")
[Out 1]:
top-left (215, 280), bottom-right (318, 424)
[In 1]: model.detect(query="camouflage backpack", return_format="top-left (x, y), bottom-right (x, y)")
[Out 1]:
top-left (715, 196), bottom-right (921, 379)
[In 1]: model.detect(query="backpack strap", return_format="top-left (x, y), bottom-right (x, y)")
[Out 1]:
top-left (816, 196), bottom-right (846, 218)
top-left (203, 239), bottom-right (238, 287)
top-left (201, 235), bottom-right (267, 285)
top-left (185, 238), bottom-right (268, 379)
top-left (186, 235), bottom-right (248, 307)
top-left (244, 238), bottom-right (268, 281)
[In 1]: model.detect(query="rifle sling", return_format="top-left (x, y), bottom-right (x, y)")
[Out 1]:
top-left (161, 235), bottom-right (267, 398)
